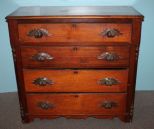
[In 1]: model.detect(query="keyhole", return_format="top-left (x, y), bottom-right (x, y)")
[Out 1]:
top-left (72, 23), bottom-right (77, 28)
top-left (73, 47), bottom-right (78, 51)
top-left (74, 95), bottom-right (79, 98)
top-left (74, 71), bottom-right (78, 74)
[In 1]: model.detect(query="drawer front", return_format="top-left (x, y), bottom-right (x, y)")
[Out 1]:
top-left (18, 23), bottom-right (74, 43)
top-left (26, 93), bottom-right (126, 115)
top-left (18, 23), bottom-right (131, 44)
top-left (74, 23), bottom-right (132, 43)
top-left (21, 46), bottom-right (129, 68)
top-left (23, 69), bottom-right (128, 92)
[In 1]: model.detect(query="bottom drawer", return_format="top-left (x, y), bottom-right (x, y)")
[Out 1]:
top-left (26, 93), bottom-right (126, 116)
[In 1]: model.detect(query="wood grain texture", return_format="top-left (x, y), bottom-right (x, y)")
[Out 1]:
top-left (23, 69), bottom-right (128, 92)
top-left (7, 20), bottom-right (29, 122)
top-left (21, 46), bottom-right (130, 68)
top-left (6, 6), bottom-right (144, 19)
top-left (26, 93), bottom-right (126, 116)
top-left (126, 19), bottom-right (143, 121)
top-left (6, 6), bottom-right (143, 123)
top-left (18, 23), bottom-right (132, 43)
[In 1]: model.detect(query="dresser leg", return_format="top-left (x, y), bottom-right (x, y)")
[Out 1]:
top-left (21, 116), bottom-right (33, 123)
top-left (119, 115), bottom-right (132, 122)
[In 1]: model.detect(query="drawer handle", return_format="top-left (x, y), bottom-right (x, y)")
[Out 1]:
top-left (97, 52), bottom-right (119, 61)
top-left (33, 77), bottom-right (54, 86)
top-left (101, 28), bottom-right (122, 38)
top-left (101, 101), bottom-right (118, 109)
top-left (98, 78), bottom-right (120, 86)
top-left (27, 28), bottom-right (50, 38)
top-left (38, 102), bottom-right (54, 110)
top-left (32, 52), bottom-right (54, 62)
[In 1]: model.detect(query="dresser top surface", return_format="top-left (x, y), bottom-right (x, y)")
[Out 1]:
top-left (6, 6), bottom-right (143, 20)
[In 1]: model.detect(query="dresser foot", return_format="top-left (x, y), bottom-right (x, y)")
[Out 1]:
top-left (21, 116), bottom-right (33, 123)
top-left (119, 115), bottom-right (132, 122)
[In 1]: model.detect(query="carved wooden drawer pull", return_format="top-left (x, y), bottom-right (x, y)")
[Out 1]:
top-left (101, 101), bottom-right (118, 109)
top-left (98, 77), bottom-right (120, 86)
top-left (101, 28), bottom-right (122, 38)
top-left (97, 52), bottom-right (119, 61)
top-left (32, 52), bottom-right (54, 62)
top-left (37, 101), bottom-right (55, 110)
top-left (27, 28), bottom-right (50, 38)
top-left (33, 77), bottom-right (54, 86)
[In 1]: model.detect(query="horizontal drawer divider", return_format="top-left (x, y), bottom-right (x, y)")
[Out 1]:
top-left (26, 92), bottom-right (127, 94)
top-left (19, 43), bottom-right (131, 46)
top-left (23, 67), bottom-right (129, 70)
top-left (28, 114), bottom-right (127, 116)
top-left (23, 68), bottom-right (129, 70)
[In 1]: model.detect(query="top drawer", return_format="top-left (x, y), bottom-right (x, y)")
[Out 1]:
top-left (18, 23), bottom-right (132, 45)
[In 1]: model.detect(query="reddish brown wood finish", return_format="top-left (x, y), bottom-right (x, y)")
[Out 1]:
top-left (6, 6), bottom-right (144, 20)
top-left (26, 93), bottom-right (126, 115)
top-left (7, 20), bottom-right (29, 123)
top-left (126, 19), bottom-right (143, 121)
top-left (23, 69), bottom-right (128, 92)
top-left (21, 46), bottom-right (130, 68)
top-left (18, 23), bottom-right (132, 43)
top-left (6, 6), bottom-right (144, 123)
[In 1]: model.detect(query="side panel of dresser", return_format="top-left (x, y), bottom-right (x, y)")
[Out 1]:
top-left (7, 19), bottom-right (29, 123)
top-left (125, 18), bottom-right (143, 122)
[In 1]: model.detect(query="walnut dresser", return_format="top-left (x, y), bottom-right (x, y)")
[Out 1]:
top-left (6, 6), bottom-right (144, 123)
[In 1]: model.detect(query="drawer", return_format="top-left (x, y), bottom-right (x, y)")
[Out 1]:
top-left (21, 46), bottom-right (129, 68)
top-left (23, 69), bottom-right (128, 92)
top-left (18, 23), bottom-right (132, 44)
top-left (26, 93), bottom-right (126, 116)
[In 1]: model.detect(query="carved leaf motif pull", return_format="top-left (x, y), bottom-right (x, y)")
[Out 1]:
top-left (32, 52), bottom-right (54, 62)
top-left (97, 52), bottom-right (119, 61)
top-left (98, 77), bottom-right (120, 86)
top-left (101, 101), bottom-right (118, 109)
top-left (33, 77), bottom-right (54, 86)
top-left (27, 28), bottom-right (50, 38)
top-left (101, 28), bottom-right (122, 38)
top-left (37, 102), bottom-right (55, 110)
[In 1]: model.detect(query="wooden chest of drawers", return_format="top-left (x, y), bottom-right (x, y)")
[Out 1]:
top-left (6, 6), bottom-right (143, 123)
